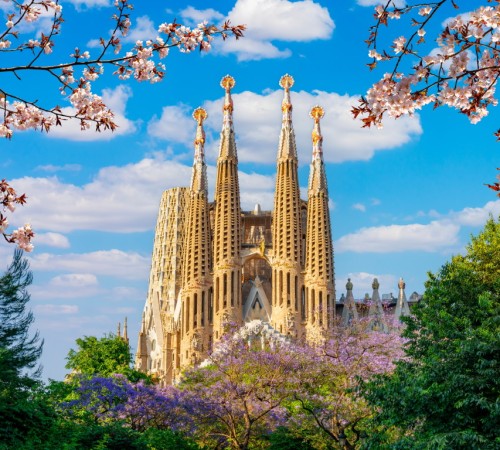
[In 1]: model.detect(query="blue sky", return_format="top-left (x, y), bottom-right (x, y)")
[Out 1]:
top-left (1, 0), bottom-right (498, 381)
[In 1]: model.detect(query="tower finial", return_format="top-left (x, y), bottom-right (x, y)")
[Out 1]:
top-left (193, 107), bottom-right (207, 162)
top-left (220, 75), bottom-right (235, 130)
top-left (310, 105), bottom-right (324, 160)
top-left (279, 74), bottom-right (294, 122)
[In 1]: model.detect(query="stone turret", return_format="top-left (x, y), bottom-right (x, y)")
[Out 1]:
top-left (395, 277), bottom-right (411, 320)
top-left (212, 75), bottom-right (242, 339)
top-left (180, 107), bottom-right (213, 369)
top-left (271, 74), bottom-right (304, 337)
top-left (341, 278), bottom-right (358, 326)
top-left (368, 278), bottom-right (388, 332)
top-left (304, 106), bottom-right (335, 331)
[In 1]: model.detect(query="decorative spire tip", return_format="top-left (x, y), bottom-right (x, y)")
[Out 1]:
top-left (193, 107), bottom-right (208, 125)
top-left (220, 75), bottom-right (235, 92)
top-left (279, 74), bottom-right (294, 90)
top-left (310, 105), bottom-right (325, 122)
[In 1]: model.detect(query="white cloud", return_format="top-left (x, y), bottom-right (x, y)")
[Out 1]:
top-left (34, 304), bottom-right (79, 315)
top-left (352, 203), bottom-right (366, 212)
top-left (180, 6), bottom-right (224, 24)
top-left (49, 273), bottom-right (98, 288)
top-left (9, 154), bottom-right (192, 233)
top-left (29, 250), bottom-right (149, 280)
top-left (36, 232), bottom-right (70, 249)
top-left (182, 0), bottom-right (334, 61)
top-left (227, 0), bottom-right (334, 41)
top-left (147, 104), bottom-right (196, 144)
top-left (48, 85), bottom-right (137, 141)
top-left (337, 221), bottom-right (460, 253)
top-left (30, 273), bottom-right (102, 299)
top-left (200, 88), bottom-right (421, 164)
top-left (453, 200), bottom-right (500, 227)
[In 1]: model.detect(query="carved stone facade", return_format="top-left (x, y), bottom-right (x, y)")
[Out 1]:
top-left (135, 75), bottom-right (336, 384)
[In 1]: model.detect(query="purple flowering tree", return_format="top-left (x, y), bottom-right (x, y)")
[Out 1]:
top-left (291, 320), bottom-right (405, 449)
top-left (179, 328), bottom-right (304, 450)
top-left (63, 374), bottom-right (192, 433)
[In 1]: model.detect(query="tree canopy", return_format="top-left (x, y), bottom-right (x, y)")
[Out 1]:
top-left (363, 216), bottom-right (500, 449)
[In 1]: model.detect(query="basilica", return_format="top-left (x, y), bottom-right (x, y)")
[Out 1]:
top-left (135, 74), bottom-right (336, 384)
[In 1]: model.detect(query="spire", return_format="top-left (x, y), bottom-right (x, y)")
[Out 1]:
top-left (218, 75), bottom-right (237, 159)
top-left (341, 278), bottom-right (358, 326)
top-left (117, 321), bottom-right (121, 338)
top-left (395, 277), bottom-right (411, 320)
top-left (212, 74), bottom-right (242, 332)
top-left (308, 106), bottom-right (328, 193)
top-left (277, 74), bottom-right (297, 159)
top-left (271, 74), bottom-right (303, 334)
top-left (123, 317), bottom-right (128, 342)
top-left (310, 105), bottom-right (324, 161)
top-left (190, 107), bottom-right (208, 195)
top-left (368, 278), bottom-right (388, 332)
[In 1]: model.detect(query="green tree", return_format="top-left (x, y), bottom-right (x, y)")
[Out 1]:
top-left (0, 249), bottom-right (46, 448)
top-left (363, 216), bottom-right (500, 449)
top-left (66, 334), bottom-right (149, 382)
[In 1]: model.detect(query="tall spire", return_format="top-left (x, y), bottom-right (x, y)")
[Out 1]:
top-left (304, 106), bottom-right (335, 331)
top-left (395, 277), bottom-right (411, 320)
top-left (180, 106), bottom-right (214, 368)
top-left (212, 74), bottom-right (242, 338)
top-left (271, 74), bottom-right (303, 336)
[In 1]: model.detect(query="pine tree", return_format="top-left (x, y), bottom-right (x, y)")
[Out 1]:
top-left (0, 249), bottom-right (45, 448)
top-left (0, 249), bottom-right (42, 387)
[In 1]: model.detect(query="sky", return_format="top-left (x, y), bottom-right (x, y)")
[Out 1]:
top-left (1, 0), bottom-right (499, 381)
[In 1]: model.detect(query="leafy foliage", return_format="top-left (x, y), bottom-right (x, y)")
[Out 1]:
top-left (363, 216), bottom-right (500, 449)
top-left (65, 334), bottom-right (149, 382)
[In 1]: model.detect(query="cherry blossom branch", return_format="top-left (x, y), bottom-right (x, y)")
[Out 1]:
top-left (0, 0), bottom-right (245, 138)
top-left (355, 1), bottom-right (500, 193)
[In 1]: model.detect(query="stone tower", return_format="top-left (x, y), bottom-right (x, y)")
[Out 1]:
top-left (180, 108), bottom-right (213, 368)
top-left (135, 187), bottom-right (189, 383)
top-left (304, 106), bottom-right (335, 331)
top-left (212, 75), bottom-right (243, 339)
top-left (271, 75), bottom-right (304, 336)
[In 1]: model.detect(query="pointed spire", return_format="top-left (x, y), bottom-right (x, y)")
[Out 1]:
top-left (190, 107), bottom-right (208, 194)
top-left (218, 75), bottom-right (237, 159)
top-left (277, 74), bottom-right (298, 160)
top-left (193, 107), bottom-right (207, 163)
top-left (117, 321), bottom-right (121, 338)
top-left (395, 277), bottom-right (411, 320)
top-left (123, 317), bottom-right (128, 342)
top-left (308, 106), bottom-right (328, 194)
top-left (368, 278), bottom-right (388, 332)
top-left (310, 105), bottom-right (324, 161)
top-left (342, 278), bottom-right (358, 326)
top-left (221, 74), bottom-right (235, 131)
